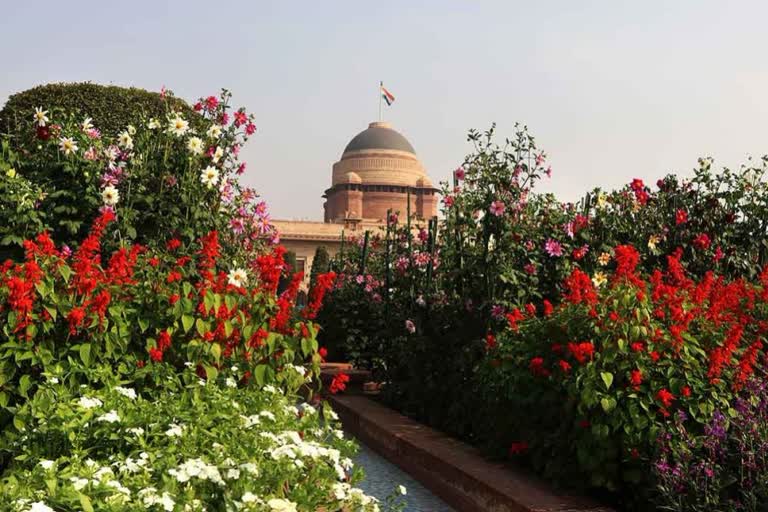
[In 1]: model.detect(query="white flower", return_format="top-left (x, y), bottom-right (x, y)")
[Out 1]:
top-left (241, 492), bottom-right (259, 503)
top-left (114, 386), bottom-right (137, 400)
top-left (128, 427), bottom-right (145, 436)
top-left (398, 485), bottom-right (407, 495)
top-left (267, 498), bottom-right (298, 512)
top-left (58, 137), bottom-right (78, 156)
top-left (212, 146), bottom-right (224, 163)
top-left (259, 410), bottom-right (276, 421)
top-left (27, 502), bottom-right (55, 512)
top-left (101, 185), bottom-right (120, 206)
top-left (38, 460), bottom-right (55, 470)
top-left (240, 462), bottom-right (259, 474)
top-left (200, 166), bottom-right (220, 188)
top-left (77, 396), bottom-right (103, 409)
top-left (97, 410), bottom-right (121, 423)
top-left (33, 107), bottom-right (49, 127)
top-left (165, 423), bottom-right (184, 437)
top-left (118, 131), bottom-right (134, 150)
top-left (225, 377), bottom-right (237, 388)
top-left (206, 124), bottom-right (222, 138)
top-left (81, 117), bottom-right (94, 132)
top-left (70, 477), bottom-right (89, 490)
top-left (168, 115), bottom-right (190, 137)
top-left (226, 468), bottom-right (240, 480)
top-left (187, 136), bottom-right (204, 155)
top-left (127, 124), bottom-right (136, 135)
top-left (48, 377), bottom-right (59, 384)
top-left (227, 268), bottom-right (248, 287)
top-left (147, 118), bottom-right (161, 130)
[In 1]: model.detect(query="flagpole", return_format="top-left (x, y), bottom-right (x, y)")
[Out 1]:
top-left (378, 81), bottom-right (383, 122)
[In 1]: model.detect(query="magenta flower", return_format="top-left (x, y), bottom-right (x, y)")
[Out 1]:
top-left (544, 238), bottom-right (563, 257)
top-left (454, 167), bottom-right (466, 181)
top-left (490, 201), bottom-right (506, 217)
top-left (524, 263), bottom-right (537, 275)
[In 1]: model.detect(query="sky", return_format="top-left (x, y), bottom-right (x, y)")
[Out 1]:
top-left (3, 1), bottom-right (768, 220)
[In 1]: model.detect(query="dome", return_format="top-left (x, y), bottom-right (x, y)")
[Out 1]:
top-left (343, 121), bottom-right (416, 155)
top-left (343, 171), bottom-right (362, 184)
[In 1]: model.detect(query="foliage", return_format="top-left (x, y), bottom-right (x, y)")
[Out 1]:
top-left (0, 83), bottom-right (199, 142)
top-left (318, 124), bottom-right (768, 509)
top-left (0, 365), bottom-right (405, 511)
top-left (0, 87), bottom-right (274, 260)
top-left (309, 246), bottom-right (330, 293)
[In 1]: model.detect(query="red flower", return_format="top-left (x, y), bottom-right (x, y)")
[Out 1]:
top-left (656, 388), bottom-right (675, 408)
top-left (630, 369), bottom-right (642, 390)
top-left (318, 347), bottom-right (328, 361)
top-left (234, 110), bottom-right (248, 127)
top-left (169, 294), bottom-right (180, 305)
top-left (543, 299), bottom-right (554, 316)
top-left (157, 330), bottom-right (172, 351)
top-left (485, 333), bottom-right (497, 350)
top-left (329, 372), bottom-right (350, 394)
top-left (558, 360), bottom-right (571, 373)
top-left (166, 270), bottom-right (182, 283)
top-left (525, 303), bottom-right (536, 316)
top-left (579, 419), bottom-right (591, 429)
top-left (205, 95), bottom-right (219, 110)
top-left (149, 347), bottom-right (163, 362)
top-left (563, 269), bottom-right (598, 305)
top-left (508, 442), bottom-right (528, 455)
top-left (193, 102), bottom-right (203, 111)
top-left (505, 308), bottom-right (525, 331)
top-left (713, 246), bottom-right (724, 262)
top-left (681, 385), bottom-right (691, 397)
top-left (568, 341), bottom-right (595, 364)
top-left (693, 233), bottom-right (711, 250)
top-left (649, 350), bottom-right (661, 362)
top-left (675, 209), bottom-right (688, 225)
top-left (529, 357), bottom-right (549, 377)
top-left (613, 244), bottom-right (643, 286)
top-left (166, 238), bottom-right (182, 251)
top-left (631, 342), bottom-right (644, 352)
top-left (67, 306), bottom-right (87, 335)
top-left (609, 311), bottom-right (620, 322)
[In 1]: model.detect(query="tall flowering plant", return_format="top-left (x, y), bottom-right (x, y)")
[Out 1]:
top-left (0, 207), bottom-right (334, 435)
top-left (1, 89), bottom-right (277, 265)
top-left (478, 245), bottom-right (768, 507)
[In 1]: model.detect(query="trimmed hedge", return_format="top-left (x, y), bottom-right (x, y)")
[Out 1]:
top-left (0, 82), bottom-right (199, 141)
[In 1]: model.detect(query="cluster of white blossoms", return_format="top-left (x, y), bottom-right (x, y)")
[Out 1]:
top-left (77, 396), bottom-right (103, 409)
top-left (96, 410), bottom-right (121, 423)
top-left (201, 165), bottom-right (220, 188)
top-left (138, 487), bottom-right (176, 511)
top-left (168, 458), bottom-right (224, 485)
top-left (114, 386), bottom-right (137, 400)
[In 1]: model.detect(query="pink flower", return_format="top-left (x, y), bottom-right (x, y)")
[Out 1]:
top-left (544, 238), bottom-right (563, 257)
top-left (160, 85), bottom-right (167, 99)
top-left (524, 263), bottom-right (537, 275)
top-left (355, 275), bottom-right (365, 285)
top-left (234, 110), bottom-right (248, 127)
top-left (535, 153), bottom-right (545, 166)
top-left (545, 166), bottom-right (552, 177)
top-left (454, 167), bottom-right (465, 181)
top-left (237, 163), bottom-right (247, 175)
top-left (490, 201), bottom-right (506, 217)
top-left (405, 319), bottom-right (416, 334)
top-left (194, 102), bottom-right (203, 112)
top-left (443, 195), bottom-right (455, 208)
top-left (245, 123), bottom-right (257, 135)
top-left (219, 113), bottom-right (230, 125)
top-left (205, 95), bottom-right (219, 110)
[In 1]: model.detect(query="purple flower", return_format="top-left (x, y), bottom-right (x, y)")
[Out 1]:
top-left (491, 305), bottom-right (505, 319)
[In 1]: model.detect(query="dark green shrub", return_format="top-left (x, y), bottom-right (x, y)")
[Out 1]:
top-left (0, 82), bottom-right (200, 143)
top-left (309, 246), bottom-right (330, 292)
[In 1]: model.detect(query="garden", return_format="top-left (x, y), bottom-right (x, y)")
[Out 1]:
top-left (0, 84), bottom-right (407, 511)
top-left (317, 124), bottom-right (768, 511)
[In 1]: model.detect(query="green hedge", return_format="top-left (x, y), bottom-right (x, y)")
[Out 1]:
top-left (0, 82), bottom-right (199, 141)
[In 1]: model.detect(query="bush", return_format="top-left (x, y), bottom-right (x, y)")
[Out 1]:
top-left (0, 365), bottom-right (399, 511)
top-left (0, 83), bottom-right (199, 142)
top-left (309, 246), bottom-right (330, 293)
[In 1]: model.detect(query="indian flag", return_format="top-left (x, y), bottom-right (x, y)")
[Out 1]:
top-left (381, 85), bottom-right (395, 106)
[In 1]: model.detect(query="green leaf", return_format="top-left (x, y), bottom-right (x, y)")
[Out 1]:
top-left (181, 315), bottom-right (194, 334)
top-left (80, 344), bottom-right (91, 366)
top-left (58, 265), bottom-right (71, 282)
top-left (600, 372), bottom-right (614, 391)
top-left (204, 364), bottom-right (218, 381)
top-left (79, 493), bottom-right (94, 512)
top-left (196, 318), bottom-right (208, 337)
top-left (211, 343), bottom-right (221, 362)
top-left (601, 397), bottom-right (616, 413)
top-left (254, 364), bottom-right (267, 386)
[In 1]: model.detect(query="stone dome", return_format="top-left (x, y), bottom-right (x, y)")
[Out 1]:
top-left (342, 121), bottom-right (415, 155)
top-left (342, 171), bottom-right (362, 184)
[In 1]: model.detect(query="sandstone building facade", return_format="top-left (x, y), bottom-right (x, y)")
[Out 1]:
top-left (273, 120), bottom-right (438, 290)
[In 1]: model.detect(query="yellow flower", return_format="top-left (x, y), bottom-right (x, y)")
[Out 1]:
top-left (592, 271), bottom-right (608, 288)
top-left (648, 235), bottom-right (661, 251)
top-left (598, 252), bottom-right (611, 266)
top-left (5, 168), bottom-right (16, 179)
top-left (596, 193), bottom-right (608, 209)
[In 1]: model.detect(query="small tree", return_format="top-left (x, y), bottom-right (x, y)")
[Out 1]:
top-left (278, 250), bottom-right (298, 295)
top-left (309, 246), bottom-right (330, 293)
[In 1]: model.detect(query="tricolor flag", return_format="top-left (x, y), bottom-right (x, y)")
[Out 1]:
top-left (381, 84), bottom-right (395, 106)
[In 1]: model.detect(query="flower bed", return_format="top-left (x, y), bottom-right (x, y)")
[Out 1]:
top-left (317, 125), bottom-right (768, 510)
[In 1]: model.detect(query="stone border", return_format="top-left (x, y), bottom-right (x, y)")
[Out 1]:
top-left (328, 394), bottom-right (614, 512)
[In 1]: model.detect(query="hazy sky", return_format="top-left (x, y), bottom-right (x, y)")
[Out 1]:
top-left (3, 1), bottom-right (768, 220)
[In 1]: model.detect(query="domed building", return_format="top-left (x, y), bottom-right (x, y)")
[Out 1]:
top-left (272, 120), bottom-right (438, 291)
top-left (324, 121), bottom-right (437, 222)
